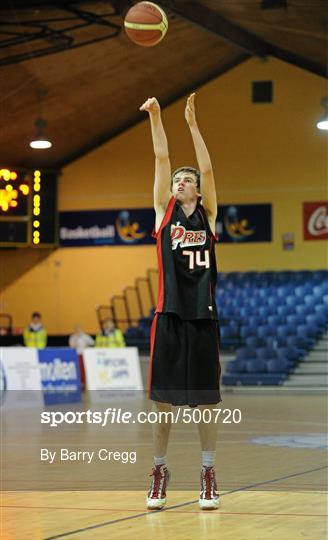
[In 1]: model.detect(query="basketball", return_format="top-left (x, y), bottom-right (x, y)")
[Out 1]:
top-left (124, 2), bottom-right (168, 47)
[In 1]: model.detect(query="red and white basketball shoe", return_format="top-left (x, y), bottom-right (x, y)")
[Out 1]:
top-left (199, 465), bottom-right (220, 510)
top-left (146, 464), bottom-right (170, 510)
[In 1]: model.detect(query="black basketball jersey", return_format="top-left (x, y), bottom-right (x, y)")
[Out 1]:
top-left (153, 196), bottom-right (218, 320)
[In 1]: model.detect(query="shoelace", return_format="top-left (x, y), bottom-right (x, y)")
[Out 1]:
top-left (202, 467), bottom-right (217, 499)
top-left (149, 467), bottom-right (166, 498)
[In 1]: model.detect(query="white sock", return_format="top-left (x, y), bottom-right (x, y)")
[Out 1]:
top-left (202, 451), bottom-right (216, 468)
top-left (154, 456), bottom-right (166, 467)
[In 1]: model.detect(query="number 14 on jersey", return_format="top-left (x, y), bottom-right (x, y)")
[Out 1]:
top-left (182, 249), bottom-right (210, 270)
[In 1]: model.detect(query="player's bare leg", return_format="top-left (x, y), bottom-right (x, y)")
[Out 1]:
top-left (146, 400), bottom-right (172, 510)
top-left (197, 404), bottom-right (220, 510)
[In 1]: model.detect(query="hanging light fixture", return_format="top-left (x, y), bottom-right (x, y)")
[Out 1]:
top-left (30, 117), bottom-right (52, 149)
top-left (29, 89), bottom-right (52, 149)
top-left (316, 97), bottom-right (328, 131)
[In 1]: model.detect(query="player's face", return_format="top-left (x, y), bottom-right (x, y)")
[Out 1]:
top-left (172, 172), bottom-right (200, 202)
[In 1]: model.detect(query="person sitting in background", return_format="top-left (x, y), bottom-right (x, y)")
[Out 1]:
top-left (23, 312), bottom-right (47, 349)
top-left (69, 325), bottom-right (94, 389)
top-left (95, 319), bottom-right (126, 348)
top-left (69, 325), bottom-right (94, 354)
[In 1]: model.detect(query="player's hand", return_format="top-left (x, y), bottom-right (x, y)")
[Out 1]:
top-left (140, 97), bottom-right (160, 115)
top-left (185, 93), bottom-right (197, 126)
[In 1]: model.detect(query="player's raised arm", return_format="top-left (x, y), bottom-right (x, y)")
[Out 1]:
top-left (140, 97), bottom-right (171, 213)
top-left (185, 93), bottom-right (217, 223)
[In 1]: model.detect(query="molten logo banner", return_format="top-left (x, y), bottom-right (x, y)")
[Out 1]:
top-left (303, 202), bottom-right (328, 240)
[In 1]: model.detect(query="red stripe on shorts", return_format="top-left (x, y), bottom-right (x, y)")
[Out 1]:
top-left (147, 312), bottom-right (158, 398)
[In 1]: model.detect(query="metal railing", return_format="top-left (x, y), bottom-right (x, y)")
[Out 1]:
top-left (96, 268), bottom-right (158, 332)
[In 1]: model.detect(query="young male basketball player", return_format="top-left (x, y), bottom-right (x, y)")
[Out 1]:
top-left (140, 93), bottom-right (221, 511)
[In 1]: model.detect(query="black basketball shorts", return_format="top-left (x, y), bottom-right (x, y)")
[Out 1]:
top-left (148, 312), bottom-right (222, 407)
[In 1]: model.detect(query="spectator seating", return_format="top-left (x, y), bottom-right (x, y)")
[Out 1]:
top-left (220, 269), bottom-right (328, 386)
top-left (123, 270), bottom-right (328, 384)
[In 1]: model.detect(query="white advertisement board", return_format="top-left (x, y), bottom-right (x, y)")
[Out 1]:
top-left (83, 347), bottom-right (143, 391)
top-left (0, 347), bottom-right (43, 408)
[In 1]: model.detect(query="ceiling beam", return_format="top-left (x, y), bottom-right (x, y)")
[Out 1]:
top-left (162, 0), bottom-right (269, 58)
top-left (162, 1), bottom-right (327, 78)
top-left (268, 45), bottom-right (327, 79)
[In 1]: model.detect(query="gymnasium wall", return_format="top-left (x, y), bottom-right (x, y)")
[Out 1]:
top-left (1, 56), bottom-right (327, 334)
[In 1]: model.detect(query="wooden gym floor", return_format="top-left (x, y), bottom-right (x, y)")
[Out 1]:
top-left (1, 393), bottom-right (327, 539)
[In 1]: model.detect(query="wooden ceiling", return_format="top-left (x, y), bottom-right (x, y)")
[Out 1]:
top-left (0, 0), bottom-right (327, 170)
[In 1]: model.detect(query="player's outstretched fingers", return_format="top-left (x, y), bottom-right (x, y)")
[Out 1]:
top-left (140, 97), bottom-right (160, 114)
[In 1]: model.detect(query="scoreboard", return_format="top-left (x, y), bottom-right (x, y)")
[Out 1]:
top-left (0, 168), bottom-right (58, 247)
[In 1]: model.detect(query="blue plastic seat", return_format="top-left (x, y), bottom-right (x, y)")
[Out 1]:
top-left (266, 359), bottom-right (290, 373)
top-left (315, 304), bottom-right (328, 317)
top-left (313, 285), bottom-right (325, 298)
top-left (297, 324), bottom-right (320, 339)
top-left (267, 315), bottom-right (287, 326)
top-left (287, 335), bottom-right (310, 351)
top-left (248, 316), bottom-right (266, 326)
top-left (312, 270), bottom-right (328, 282)
top-left (259, 287), bottom-right (277, 299)
top-left (306, 314), bottom-right (327, 328)
top-left (140, 326), bottom-right (151, 338)
top-left (236, 347), bottom-right (256, 360)
top-left (258, 306), bottom-right (276, 317)
top-left (256, 347), bottom-right (277, 360)
top-left (277, 305), bottom-right (295, 317)
top-left (239, 306), bottom-right (254, 319)
top-left (277, 286), bottom-right (294, 298)
top-left (285, 295), bottom-right (303, 307)
top-left (245, 359), bottom-right (267, 373)
top-left (139, 317), bottom-right (152, 328)
top-left (221, 306), bottom-right (236, 318)
top-left (265, 336), bottom-right (287, 348)
top-left (226, 360), bottom-right (245, 373)
top-left (295, 285), bottom-right (313, 297)
top-left (295, 304), bottom-right (315, 316)
top-left (304, 295), bottom-right (316, 306)
top-left (276, 325), bottom-right (297, 339)
top-left (240, 325), bottom-right (257, 338)
top-left (125, 327), bottom-right (143, 339)
top-left (247, 297), bottom-right (267, 308)
top-left (276, 347), bottom-right (303, 361)
top-left (221, 326), bottom-right (239, 339)
top-left (222, 373), bottom-right (287, 385)
top-left (257, 325), bottom-right (277, 338)
top-left (286, 314), bottom-right (306, 326)
top-left (244, 336), bottom-right (266, 348)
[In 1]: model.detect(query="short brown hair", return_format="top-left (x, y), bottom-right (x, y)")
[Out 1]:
top-left (171, 166), bottom-right (200, 190)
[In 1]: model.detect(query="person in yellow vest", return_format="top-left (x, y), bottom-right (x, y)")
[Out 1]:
top-left (23, 312), bottom-right (47, 349)
top-left (95, 320), bottom-right (125, 348)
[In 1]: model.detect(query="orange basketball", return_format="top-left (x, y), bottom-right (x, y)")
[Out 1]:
top-left (124, 2), bottom-right (168, 47)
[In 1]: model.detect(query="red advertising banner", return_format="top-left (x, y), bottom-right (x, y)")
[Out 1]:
top-left (303, 201), bottom-right (328, 240)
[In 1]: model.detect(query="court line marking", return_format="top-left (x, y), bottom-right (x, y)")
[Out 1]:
top-left (42, 464), bottom-right (328, 540)
top-left (2, 505), bottom-right (327, 517)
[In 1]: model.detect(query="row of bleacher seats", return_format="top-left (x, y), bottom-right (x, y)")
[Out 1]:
top-left (124, 271), bottom-right (328, 384)
top-left (218, 269), bottom-right (327, 285)
top-left (219, 270), bottom-right (328, 386)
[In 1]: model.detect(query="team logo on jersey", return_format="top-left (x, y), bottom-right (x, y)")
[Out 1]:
top-left (171, 222), bottom-right (206, 250)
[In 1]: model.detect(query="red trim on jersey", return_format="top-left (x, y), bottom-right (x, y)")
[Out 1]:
top-left (155, 196), bottom-right (176, 312)
top-left (147, 313), bottom-right (158, 398)
top-left (198, 205), bottom-right (218, 241)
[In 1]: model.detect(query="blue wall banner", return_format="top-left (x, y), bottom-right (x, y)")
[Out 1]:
top-left (59, 208), bottom-right (156, 247)
top-left (217, 204), bottom-right (272, 243)
top-left (38, 348), bottom-right (81, 405)
top-left (60, 204), bottom-right (272, 247)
